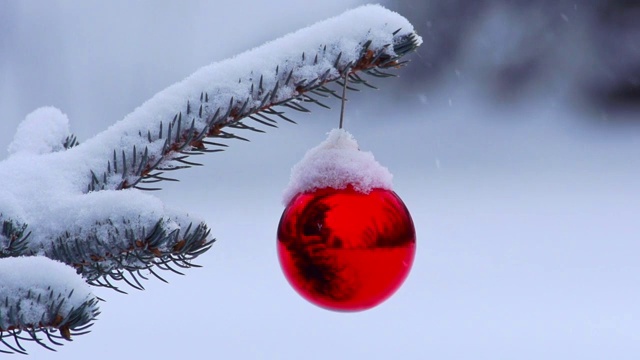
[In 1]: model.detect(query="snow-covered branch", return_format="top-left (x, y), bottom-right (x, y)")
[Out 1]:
top-left (0, 257), bottom-right (99, 354)
top-left (78, 4), bottom-right (421, 193)
top-left (0, 4), bottom-right (421, 354)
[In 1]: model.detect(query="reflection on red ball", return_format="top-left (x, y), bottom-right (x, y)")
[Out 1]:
top-left (277, 186), bottom-right (416, 312)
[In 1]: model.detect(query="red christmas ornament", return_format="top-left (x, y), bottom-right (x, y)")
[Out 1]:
top-left (277, 129), bottom-right (416, 312)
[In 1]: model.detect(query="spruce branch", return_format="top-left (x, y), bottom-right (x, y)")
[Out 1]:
top-left (44, 14), bottom-right (419, 290)
top-left (0, 216), bottom-right (30, 258)
top-left (0, 5), bottom-right (421, 354)
top-left (0, 6), bottom-right (421, 290)
top-left (63, 134), bottom-right (79, 150)
top-left (0, 257), bottom-right (100, 354)
top-left (47, 218), bottom-right (213, 293)
top-left (82, 31), bottom-right (421, 194)
top-left (0, 294), bottom-right (99, 355)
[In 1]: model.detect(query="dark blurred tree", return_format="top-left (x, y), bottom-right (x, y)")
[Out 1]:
top-left (384, 0), bottom-right (640, 114)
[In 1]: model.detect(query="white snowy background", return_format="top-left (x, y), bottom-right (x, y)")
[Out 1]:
top-left (1, 1), bottom-right (639, 359)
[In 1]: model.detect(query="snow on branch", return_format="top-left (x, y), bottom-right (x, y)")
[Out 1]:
top-left (0, 4), bottom-right (420, 354)
top-left (77, 4), bottom-right (422, 193)
top-left (0, 257), bottom-right (99, 354)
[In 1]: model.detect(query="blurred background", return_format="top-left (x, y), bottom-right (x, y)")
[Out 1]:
top-left (387, 0), bottom-right (640, 116)
top-left (1, 1), bottom-right (639, 359)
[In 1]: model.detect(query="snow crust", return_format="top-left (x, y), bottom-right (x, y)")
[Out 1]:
top-left (283, 128), bottom-right (393, 204)
top-left (8, 107), bottom-right (71, 156)
top-left (0, 256), bottom-right (94, 327)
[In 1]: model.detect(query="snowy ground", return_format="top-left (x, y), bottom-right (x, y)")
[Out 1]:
top-left (2, 1), bottom-right (639, 359)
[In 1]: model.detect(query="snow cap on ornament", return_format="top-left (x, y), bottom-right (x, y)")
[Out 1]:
top-left (282, 128), bottom-right (393, 205)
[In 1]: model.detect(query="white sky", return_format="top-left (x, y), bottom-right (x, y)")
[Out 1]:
top-left (1, 1), bottom-right (639, 359)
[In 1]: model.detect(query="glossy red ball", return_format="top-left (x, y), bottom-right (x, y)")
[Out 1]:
top-left (277, 186), bottom-right (416, 311)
